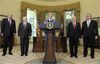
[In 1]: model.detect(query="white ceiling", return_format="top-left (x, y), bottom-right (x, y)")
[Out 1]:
top-left (35, 0), bottom-right (67, 2)
top-left (22, 0), bottom-right (79, 6)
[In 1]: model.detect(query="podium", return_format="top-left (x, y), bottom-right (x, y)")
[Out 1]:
top-left (40, 21), bottom-right (60, 64)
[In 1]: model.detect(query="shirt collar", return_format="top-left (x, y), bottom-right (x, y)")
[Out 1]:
top-left (87, 19), bottom-right (91, 22)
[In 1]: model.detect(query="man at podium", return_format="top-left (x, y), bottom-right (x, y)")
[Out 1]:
top-left (43, 12), bottom-right (56, 43)
top-left (44, 12), bottom-right (56, 24)
top-left (40, 12), bottom-right (61, 64)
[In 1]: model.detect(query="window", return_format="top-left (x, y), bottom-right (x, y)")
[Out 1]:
top-left (64, 10), bottom-right (74, 36)
top-left (27, 8), bottom-right (37, 37)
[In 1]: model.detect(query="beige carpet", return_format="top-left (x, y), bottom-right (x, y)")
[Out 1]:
top-left (0, 43), bottom-right (100, 64)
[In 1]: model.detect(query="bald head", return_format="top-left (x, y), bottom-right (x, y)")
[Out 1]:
top-left (72, 16), bottom-right (77, 22)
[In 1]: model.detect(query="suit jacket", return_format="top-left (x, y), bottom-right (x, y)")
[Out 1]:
top-left (1, 18), bottom-right (16, 36)
top-left (67, 22), bottom-right (81, 39)
top-left (44, 19), bottom-right (56, 24)
top-left (82, 20), bottom-right (98, 38)
top-left (18, 22), bottom-right (32, 38)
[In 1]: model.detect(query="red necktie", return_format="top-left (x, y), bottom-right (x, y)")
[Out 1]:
top-left (73, 22), bottom-right (76, 29)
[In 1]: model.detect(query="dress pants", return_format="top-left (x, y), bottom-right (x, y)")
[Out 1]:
top-left (3, 35), bottom-right (13, 54)
top-left (83, 36), bottom-right (95, 57)
top-left (69, 38), bottom-right (79, 56)
top-left (20, 37), bottom-right (29, 55)
top-left (32, 37), bottom-right (37, 52)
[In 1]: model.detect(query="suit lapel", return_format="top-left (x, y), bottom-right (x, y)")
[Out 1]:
top-left (71, 22), bottom-right (75, 30)
top-left (20, 23), bottom-right (24, 31)
top-left (85, 21), bottom-right (88, 28)
top-left (25, 23), bottom-right (28, 30)
top-left (71, 22), bottom-right (77, 29)
top-left (6, 19), bottom-right (11, 27)
top-left (22, 22), bottom-right (28, 30)
top-left (85, 20), bottom-right (92, 28)
top-left (89, 20), bottom-right (92, 28)
top-left (75, 22), bottom-right (78, 29)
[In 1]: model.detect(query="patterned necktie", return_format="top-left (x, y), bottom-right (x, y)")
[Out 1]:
top-left (23, 22), bottom-right (27, 29)
top-left (73, 22), bottom-right (76, 29)
top-left (8, 19), bottom-right (12, 26)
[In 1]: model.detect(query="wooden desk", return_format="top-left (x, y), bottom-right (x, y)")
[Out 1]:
top-left (95, 36), bottom-right (100, 49)
top-left (33, 37), bottom-right (44, 52)
top-left (33, 37), bottom-right (67, 52)
top-left (56, 37), bottom-right (67, 52)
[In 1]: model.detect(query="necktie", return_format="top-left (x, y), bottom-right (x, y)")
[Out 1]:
top-left (9, 19), bottom-right (12, 26)
top-left (73, 22), bottom-right (76, 28)
top-left (23, 22), bottom-right (26, 29)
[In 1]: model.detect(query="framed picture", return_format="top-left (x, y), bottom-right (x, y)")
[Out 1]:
top-left (64, 10), bottom-right (74, 27)
top-left (64, 10), bottom-right (74, 36)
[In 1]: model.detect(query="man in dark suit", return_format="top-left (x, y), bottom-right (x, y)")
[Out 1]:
top-left (1, 15), bottom-right (16, 56)
top-left (82, 14), bottom-right (98, 58)
top-left (43, 12), bottom-right (56, 48)
top-left (18, 16), bottom-right (32, 56)
top-left (67, 16), bottom-right (81, 58)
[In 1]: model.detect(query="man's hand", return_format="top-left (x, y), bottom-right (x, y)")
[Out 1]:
top-left (95, 36), bottom-right (98, 40)
top-left (44, 22), bottom-right (47, 24)
top-left (1, 33), bottom-right (3, 36)
top-left (29, 36), bottom-right (31, 39)
top-left (67, 37), bottom-right (70, 40)
top-left (13, 33), bottom-right (17, 36)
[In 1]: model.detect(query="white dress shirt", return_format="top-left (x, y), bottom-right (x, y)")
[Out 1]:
top-left (87, 20), bottom-right (91, 27)
top-left (23, 21), bottom-right (27, 28)
top-left (8, 18), bottom-right (12, 25)
top-left (48, 18), bottom-right (52, 22)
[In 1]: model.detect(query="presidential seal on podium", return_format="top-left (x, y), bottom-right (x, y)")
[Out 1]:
top-left (46, 22), bottom-right (54, 29)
